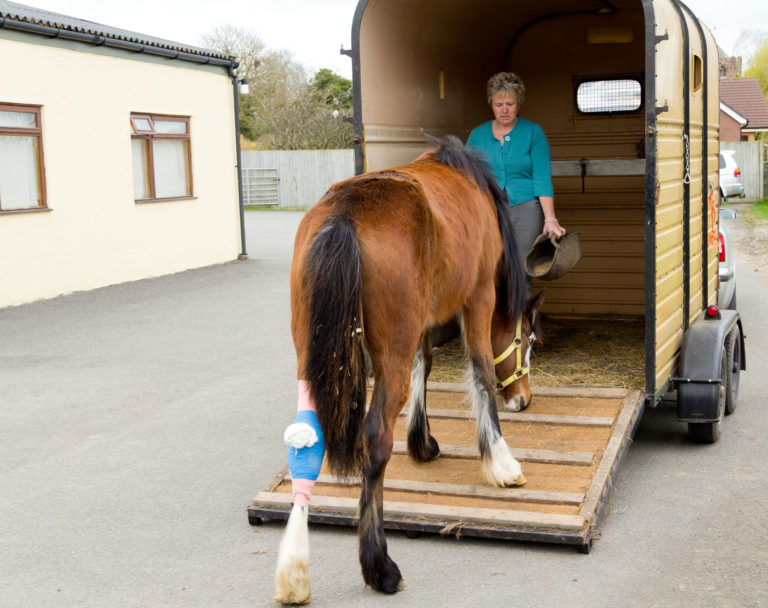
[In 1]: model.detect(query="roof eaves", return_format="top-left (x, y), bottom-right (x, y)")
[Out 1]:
top-left (0, 1), bottom-right (237, 68)
top-left (720, 101), bottom-right (748, 125)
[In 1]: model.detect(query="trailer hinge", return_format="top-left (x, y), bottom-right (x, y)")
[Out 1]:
top-left (655, 30), bottom-right (669, 45)
top-left (340, 46), bottom-right (352, 57)
top-left (655, 102), bottom-right (669, 116)
top-left (669, 377), bottom-right (721, 385)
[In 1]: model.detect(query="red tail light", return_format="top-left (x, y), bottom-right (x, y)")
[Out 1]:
top-left (718, 232), bottom-right (726, 262)
top-left (734, 167), bottom-right (741, 177)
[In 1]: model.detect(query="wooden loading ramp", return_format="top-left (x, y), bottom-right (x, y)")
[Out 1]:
top-left (248, 383), bottom-right (644, 552)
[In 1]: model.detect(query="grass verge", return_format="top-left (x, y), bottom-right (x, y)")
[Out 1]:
top-left (749, 198), bottom-right (768, 221)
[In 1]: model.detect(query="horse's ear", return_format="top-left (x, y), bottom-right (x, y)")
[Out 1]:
top-left (526, 289), bottom-right (546, 342)
top-left (526, 288), bottom-right (547, 319)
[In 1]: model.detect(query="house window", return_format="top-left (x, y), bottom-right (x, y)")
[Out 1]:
top-left (130, 113), bottom-right (192, 201)
top-left (0, 103), bottom-right (46, 212)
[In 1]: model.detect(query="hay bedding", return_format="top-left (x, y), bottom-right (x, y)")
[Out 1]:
top-left (430, 316), bottom-right (645, 389)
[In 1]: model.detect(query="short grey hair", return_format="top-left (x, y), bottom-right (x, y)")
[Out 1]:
top-left (486, 72), bottom-right (525, 105)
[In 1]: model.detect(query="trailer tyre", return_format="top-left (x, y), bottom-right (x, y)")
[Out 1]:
top-left (724, 325), bottom-right (741, 415)
top-left (687, 346), bottom-right (726, 444)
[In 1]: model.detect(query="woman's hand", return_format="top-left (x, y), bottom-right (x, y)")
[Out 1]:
top-left (543, 217), bottom-right (566, 238)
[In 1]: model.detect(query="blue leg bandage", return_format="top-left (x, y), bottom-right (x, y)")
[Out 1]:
top-left (286, 410), bottom-right (325, 482)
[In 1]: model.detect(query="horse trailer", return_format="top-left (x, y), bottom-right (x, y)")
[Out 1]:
top-left (249, 0), bottom-right (746, 553)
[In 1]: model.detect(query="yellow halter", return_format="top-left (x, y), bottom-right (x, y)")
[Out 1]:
top-left (493, 317), bottom-right (529, 389)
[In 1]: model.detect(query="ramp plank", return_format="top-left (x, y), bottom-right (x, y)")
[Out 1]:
top-left (392, 441), bottom-right (594, 466)
top-left (255, 491), bottom-right (586, 531)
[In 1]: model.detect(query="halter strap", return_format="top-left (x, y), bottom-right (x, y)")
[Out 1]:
top-left (494, 317), bottom-right (530, 388)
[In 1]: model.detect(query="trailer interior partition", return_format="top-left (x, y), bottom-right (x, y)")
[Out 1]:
top-left (349, 0), bottom-right (720, 405)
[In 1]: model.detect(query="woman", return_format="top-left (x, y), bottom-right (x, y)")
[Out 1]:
top-left (467, 72), bottom-right (565, 293)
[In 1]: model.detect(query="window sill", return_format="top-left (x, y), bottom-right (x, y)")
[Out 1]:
top-left (134, 196), bottom-right (197, 204)
top-left (0, 206), bottom-right (51, 215)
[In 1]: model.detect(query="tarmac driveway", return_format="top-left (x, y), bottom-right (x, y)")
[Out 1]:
top-left (1, 210), bottom-right (767, 607)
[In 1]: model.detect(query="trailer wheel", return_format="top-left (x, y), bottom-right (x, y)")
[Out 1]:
top-left (724, 325), bottom-right (741, 415)
top-left (687, 346), bottom-right (726, 444)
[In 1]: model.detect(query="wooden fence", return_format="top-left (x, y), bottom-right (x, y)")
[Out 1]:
top-left (242, 150), bottom-right (355, 209)
top-left (721, 141), bottom-right (767, 200)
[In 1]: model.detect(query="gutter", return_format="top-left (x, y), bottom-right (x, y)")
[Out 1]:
top-left (0, 15), bottom-right (233, 66)
top-left (1, 13), bottom-right (248, 260)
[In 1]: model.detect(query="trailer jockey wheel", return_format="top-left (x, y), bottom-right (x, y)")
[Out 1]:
top-left (688, 345), bottom-right (727, 444)
top-left (724, 325), bottom-right (741, 415)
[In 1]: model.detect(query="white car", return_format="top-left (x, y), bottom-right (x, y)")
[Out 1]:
top-left (718, 207), bottom-right (738, 310)
top-left (719, 151), bottom-right (745, 201)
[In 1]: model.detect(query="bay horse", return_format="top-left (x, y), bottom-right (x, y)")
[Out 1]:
top-left (274, 135), bottom-right (544, 603)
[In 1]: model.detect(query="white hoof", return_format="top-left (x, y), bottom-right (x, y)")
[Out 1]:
top-left (274, 504), bottom-right (311, 604)
top-left (481, 437), bottom-right (526, 487)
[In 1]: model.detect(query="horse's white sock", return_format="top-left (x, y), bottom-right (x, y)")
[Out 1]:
top-left (274, 504), bottom-right (310, 604)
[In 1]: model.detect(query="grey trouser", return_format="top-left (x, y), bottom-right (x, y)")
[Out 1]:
top-left (506, 198), bottom-right (544, 298)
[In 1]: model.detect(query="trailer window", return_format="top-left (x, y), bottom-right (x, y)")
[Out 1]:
top-left (576, 79), bottom-right (641, 114)
top-left (692, 55), bottom-right (703, 91)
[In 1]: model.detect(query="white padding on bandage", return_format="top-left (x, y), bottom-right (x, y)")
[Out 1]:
top-left (284, 422), bottom-right (318, 449)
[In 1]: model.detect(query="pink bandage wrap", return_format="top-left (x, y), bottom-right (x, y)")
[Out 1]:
top-left (296, 379), bottom-right (316, 412)
top-left (292, 379), bottom-right (318, 506)
top-left (291, 478), bottom-right (315, 507)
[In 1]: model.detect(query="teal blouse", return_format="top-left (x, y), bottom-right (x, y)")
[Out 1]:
top-left (466, 117), bottom-right (554, 206)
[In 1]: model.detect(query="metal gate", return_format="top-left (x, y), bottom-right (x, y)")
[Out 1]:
top-left (242, 167), bottom-right (279, 207)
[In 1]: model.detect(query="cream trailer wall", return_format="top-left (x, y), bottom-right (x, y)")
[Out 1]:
top-left (0, 33), bottom-right (241, 308)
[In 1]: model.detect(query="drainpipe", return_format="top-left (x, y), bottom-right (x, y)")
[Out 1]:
top-left (229, 66), bottom-right (249, 260)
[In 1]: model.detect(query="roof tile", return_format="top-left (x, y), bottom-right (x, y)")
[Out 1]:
top-left (720, 78), bottom-right (768, 129)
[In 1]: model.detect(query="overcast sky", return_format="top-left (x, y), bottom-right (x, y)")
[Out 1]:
top-left (22, 0), bottom-right (768, 79)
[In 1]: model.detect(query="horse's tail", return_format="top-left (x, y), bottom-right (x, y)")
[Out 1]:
top-left (428, 134), bottom-right (527, 323)
top-left (302, 212), bottom-right (366, 478)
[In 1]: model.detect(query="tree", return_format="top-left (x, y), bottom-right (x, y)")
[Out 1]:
top-left (745, 38), bottom-right (768, 99)
top-left (200, 26), bottom-right (354, 149)
top-left (200, 25), bottom-right (264, 84)
top-left (733, 29), bottom-right (768, 72)
top-left (310, 68), bottom-right (353, 109)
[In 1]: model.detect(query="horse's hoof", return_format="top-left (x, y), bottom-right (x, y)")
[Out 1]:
top-left (424, 435), bottom-right (440, 461)
top-left (407, 434), bottom-right (440, 462)
top-left (511, 473), bottom-right (527, 487)
top-left (274, 588), bottom-right (310, 605)
top-left (482, 437), bottom-right (526, 487)
top-left (380, 556), bottom-right (404, 594)
top-left (364, 554), bottom-right (403, 594)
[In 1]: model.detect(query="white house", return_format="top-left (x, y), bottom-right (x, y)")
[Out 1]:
top-left (0, 1), bottom-right (246, 308)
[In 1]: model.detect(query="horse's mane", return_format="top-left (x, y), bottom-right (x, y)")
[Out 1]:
top-left (426, 134), bottom-right (527, 324)
top-left (427, 134), bottom-right (499, 195)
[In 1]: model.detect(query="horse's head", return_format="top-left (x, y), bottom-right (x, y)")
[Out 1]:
top-left (491, 289), bottom-right (546, 412)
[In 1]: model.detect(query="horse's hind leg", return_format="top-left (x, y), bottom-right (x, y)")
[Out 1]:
top-left (358, 367), bottom-right (409, 593)
top-left (407, 333), bottom-right (440, 462)
top-left (462, 291), bottom-right (526, 488)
